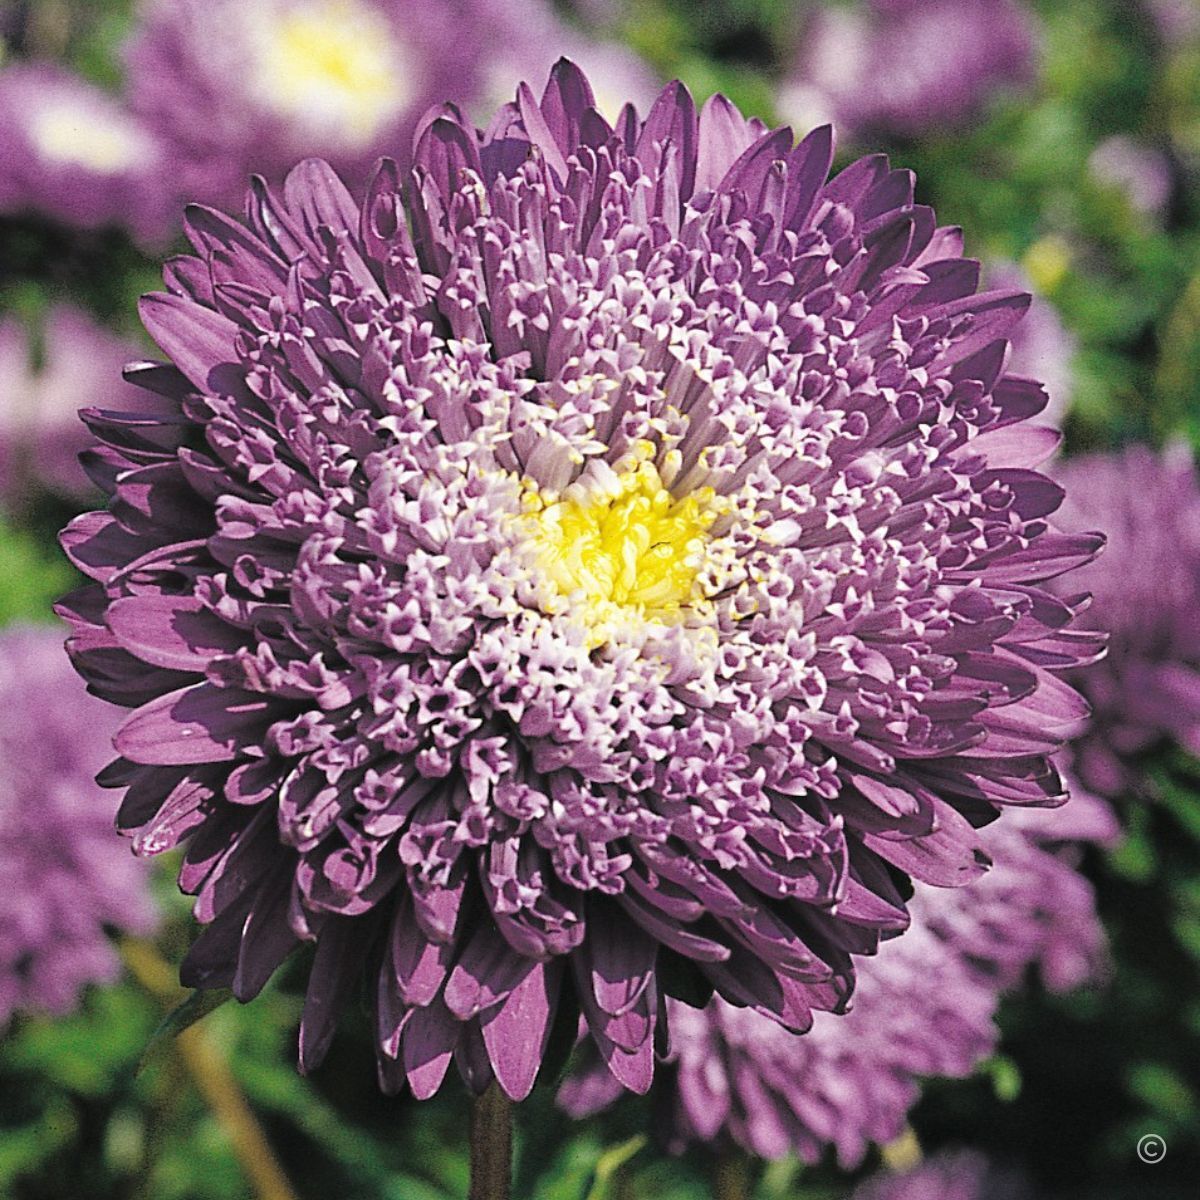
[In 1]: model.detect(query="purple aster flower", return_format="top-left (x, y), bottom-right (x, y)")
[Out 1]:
top-left (0, 62), bottom-right (172, 244)
top-left (1089, 136), bottom-right (1174, 220)
top-left (0, 305), bottom-right (146, 506)
top-left (986, 264), bottom-right (1075, 429)
top-left (1052, 446), bottom-right (1200, 799)
top-left (781, 0), bottom-right (1039, 140)
top-left (60, 62), bottom-right (1102, 1102)
top-left (560, 775), bottom-right (1114, 1164)
top-left (852, 1151), bottom-right (1035, 1200)
top-left (0, 625), bottom-right (158, 1026)
top-left (123, 0), bottom-right (491, 210)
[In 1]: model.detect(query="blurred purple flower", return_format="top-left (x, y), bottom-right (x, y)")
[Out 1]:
top-left (0, 62), bottom-right (172, 244)
top-left (124, 0), bottom-right (659, 213)
top-left (986, 263), bottom-right (1075, 428)
top-left (1089, 136), bottom-right (1174, 219)
top-left (560, 782), bottom-right (1114, 1164)
top-left (1145, 0), bottom-right (1200, 42)
top-left (0, 306), bottom-right (146, 506)
top-left (851, 1150), bottom-right (1035, 1200)
top-left (781, 0), bottom-right (1039, 140)
top-left (123, 0), bottom-right (494, 209)
top-left (0, 626), bottom-right (158, 1026)
top-left (62, 62), bottom-right (1101, 1102)
top-left (1052, 446), bottom-right (1200, 799)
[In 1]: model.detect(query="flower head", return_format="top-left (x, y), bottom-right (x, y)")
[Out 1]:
top-left (123, 0), bottom-right (491, 209)
top-left (560, 778), bottom-right (1114, 1164)
top-left (0, 63), bottom-right (171, 243)
top-left (62, 62), bottom-right (1101, 1101)
top-left (0, 626), bottom-right (158, 1026)
top-left (781, 0), bottom-right (1039, 140)
top-left (1052, 446), bottom-right (1200, 798)
top-left (0, 306), bottom-right (146, 506)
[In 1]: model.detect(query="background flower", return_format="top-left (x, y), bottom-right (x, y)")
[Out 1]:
top-left (122, 0), bottom-right (661, 215)
top-left (0, 624), bottom-right (158, 1026)
top-left (1051, 446), bottom-right (1200, 799)
top-left (0, 61), bottom-right (172, 243)
top-left (122, 0), bottom-right (491, 209)
top-left (779, 0), bottom-right (1039, 141)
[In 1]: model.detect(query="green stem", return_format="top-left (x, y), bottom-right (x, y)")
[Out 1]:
top-left (1156, 266), bottom-right (1200, 423)
top-left (469, 1083), bottom-right (513, 1200)
top-left (120, 938), bottom-right (299, 1200)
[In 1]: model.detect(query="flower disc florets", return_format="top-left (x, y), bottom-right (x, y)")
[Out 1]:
top-left (61, 61), bottom-right (1102, 1101)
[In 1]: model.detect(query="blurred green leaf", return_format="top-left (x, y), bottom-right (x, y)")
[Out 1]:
top-left (0, 1099), bottom-right (77, 1188)
top-left (1108, 805), bottom-right (1157, 882)
top-left (979, 1055), bottom-right (1024, 1104)
top-left (1127, 1062), bottom-right (1196, 1124)
top-left (0, 517), bottom-right (74, 624)
top-left (138, 988), bottom-right (235, 1076)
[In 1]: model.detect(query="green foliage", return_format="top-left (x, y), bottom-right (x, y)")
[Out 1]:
top-left (0, 517), bottom-right (74, 625)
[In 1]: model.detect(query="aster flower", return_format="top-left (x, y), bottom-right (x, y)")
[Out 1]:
top-left (123, 0), bottom-right (489, 210)
top-left (0, 62), bottom-right (172, 244)
top-left (0, 305), bottom-right (146, 506)
top-left (780, 0), bottom-right (1039, 141)
top-left (560, 777), bottom-right (1114, 1164)
top-left (1052, 446), bottom-right (1200, 799)
top-left (851, 1151), bottom-right (1034, 1200)
top-left (0, 626), bottom-right (158, 1026)
top-left (986, 264), bottom-right (1075, 429)
top-left (61, 61), bottom-right (1102, 1102)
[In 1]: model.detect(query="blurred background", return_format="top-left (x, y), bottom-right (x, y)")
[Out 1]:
top-left (1, 1), bottom-right (1199, 1197)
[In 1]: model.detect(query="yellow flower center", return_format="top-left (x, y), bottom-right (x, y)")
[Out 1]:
top-left (250, 0), bottom-right (412, 146)
top-left (521, 458), bottom-right (727, 641)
